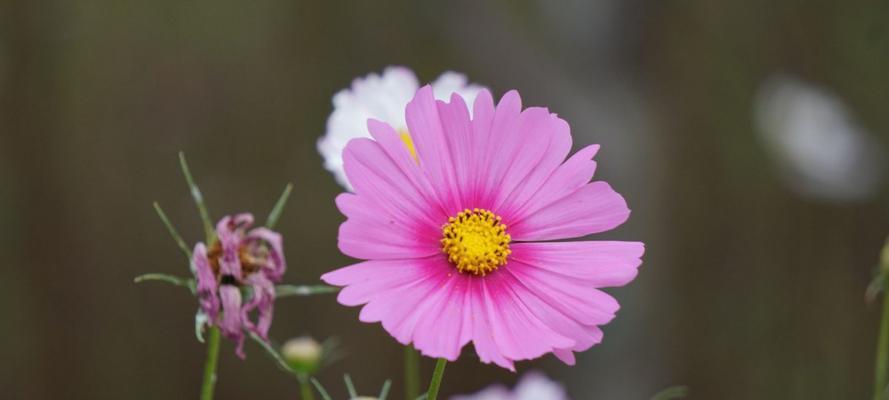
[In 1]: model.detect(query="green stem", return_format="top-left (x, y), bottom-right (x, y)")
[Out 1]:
top-left (877, 274), bottom-right (889, 400)
top-left (200, 327), bottom-right (222, 400)
top-left (297, 374), bottom-right (316, 400)
top-left (425, 358), bottom-right (447, 400)
top-left (405, 346), bottom-right (420, 400)
top-left (178, 151), bottom-right (215, 243)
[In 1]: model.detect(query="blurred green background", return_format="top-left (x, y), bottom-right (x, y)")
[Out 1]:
top-left (2, 1), bottom-right (889, 399)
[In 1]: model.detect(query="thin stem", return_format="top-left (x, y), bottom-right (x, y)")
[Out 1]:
top-left (297, 374), bottom-right (316, 400)
top-left (178, 151), bottom-right (215, 243)
top-left (877, 274), bottom-right (889, 400)
top-left (650, 385), bottom-right (689, 400)
top-left (310, 377), bottom-right (333, 400)
top-left (153, 202), bottom-right (192, 259)
top-left (379, 379), bottom-right (392, 400)
top-left (344, 374), bottom-right (357, 398)
top-left (404, 346), bottom-right (421, 400)
top-left (275, 284), bottom-right (340, 298)
top-left (265, 183), bottom-right (293, 229)
top-left (876, 239), bottom-right (889, 400)
top-left (199, 327), bottom-right (222, 400)
top-left (425, 358), bottom-right (447, 400)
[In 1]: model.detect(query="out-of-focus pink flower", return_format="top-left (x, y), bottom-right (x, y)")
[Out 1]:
top-left (451, 372), bottom-right (569, 400)
top-left (317, 66), bottom-right (483, 190)
top-left (322, 87), bottom-right (643, 370)
top-left (192, 213), bottom-right (286, 358)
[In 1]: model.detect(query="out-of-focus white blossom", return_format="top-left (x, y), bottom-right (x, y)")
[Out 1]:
top-left (755, 75), bottom-right (885, 201)
top-left (318, 66), bottom-right (482, 190)
top-left (451, 372), bottom-right (569, 400)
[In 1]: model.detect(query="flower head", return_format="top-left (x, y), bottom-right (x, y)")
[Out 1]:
top-left (318, 66), bottom-right (483, 190)
top-left (321, 87), bottom-right (644, 370)
top-left (451, 372), bottom-right (569, 400)
top-left (193, 213), bottom-right (286, 357)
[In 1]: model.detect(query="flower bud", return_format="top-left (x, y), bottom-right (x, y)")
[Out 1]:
top-left (282, 336), bottom-right (322, 374)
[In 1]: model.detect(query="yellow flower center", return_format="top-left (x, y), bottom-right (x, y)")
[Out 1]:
top-left (398, 130), bottom-right (418, 161)
top-left (441, 208), bottom-right (511, 276)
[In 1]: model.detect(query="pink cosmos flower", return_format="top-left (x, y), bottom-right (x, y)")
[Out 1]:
top-left (192, 213), bottom-right (286, 358)
top-left (451, 371), bottom-right (569, 400)
top-left (321, 86), bottom-right (643, 370)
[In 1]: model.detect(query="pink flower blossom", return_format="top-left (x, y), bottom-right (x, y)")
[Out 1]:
top-left (321, 87), bottom-right (644, 370)
top-left (193, 213), bottom-right (286, 358)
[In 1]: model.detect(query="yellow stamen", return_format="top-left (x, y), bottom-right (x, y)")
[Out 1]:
top-left (399, 130), bottom-right (418, 162)
top-left (441, 208), bottom-right (511, 276)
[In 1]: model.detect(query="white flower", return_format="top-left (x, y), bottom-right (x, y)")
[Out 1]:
top-left (318, 66), bottom-right (483, 190)
top-left (451, 372), bottom-right (569, 400)
top-left (754, 75), bottom-right (886, 201)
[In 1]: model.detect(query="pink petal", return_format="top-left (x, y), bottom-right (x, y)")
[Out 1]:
top-left (366, 119), bottom-right (447, 217)
top-left (510, 241), bottom-right (644, 287)
top-left (405, 86), bottom-right (461, 213)
top-left (192, 243), bottom-right (219, 320)
top-left (482, 272), bottom-right (575, 361)
top-left (510, 181), bottom-right (630, 241)
top-left (507, 260), bottom-right (621, 326)
top-left (435, 94), bottom-right (477, 208)
top-left (340, 138), bottom-right (448, 259)
top-left (335, 193), bottom-right (441, 259)
top-left (410, 274), bottom-right (467, 360)
top-left (242, 273), bottom-right (275, 339)
top-left (497, 115), bottom-right (573, 222)
top-left (501, 268), bottom-right (604, 353)
top-left (488, 108), bottom-right (567, 213)
top-left (509, 144), bottom-right (600, 222)
top-left (475, 90), bottom-right (523, 209)
top-left (553, 348), bottom-right (577, 365)
top-left (245, 227), bottom-right (287, 282)
top-left (468, 277), bottom-right (516, 370)
top-left (343, 138), bottom-right (442, 228)
top-left (218, 285), bottom-right (245, 358)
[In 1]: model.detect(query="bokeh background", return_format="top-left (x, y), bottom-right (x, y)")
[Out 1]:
top-left (2, 1), bottom-right (889, 399)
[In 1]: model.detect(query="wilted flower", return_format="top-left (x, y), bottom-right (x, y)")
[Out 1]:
top-left (451, 372), bottom-right (569, 400)
top-left (318, 66), bottom-right (483, 190)
top-left (322, 87), bottom-right (643, 370)
top-left (193, 213), bottom-right (286, 357)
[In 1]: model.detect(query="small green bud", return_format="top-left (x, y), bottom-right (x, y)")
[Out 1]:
top-left (282, 336), bottom-right (322, 374)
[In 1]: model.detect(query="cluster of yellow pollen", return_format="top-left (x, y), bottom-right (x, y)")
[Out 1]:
top-left (441, 208), bottom-right (512, 276)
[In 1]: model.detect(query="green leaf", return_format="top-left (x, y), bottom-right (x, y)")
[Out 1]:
top-left (650, 385), bottom-right (688, 400)
top-left (265, 183), bottom-right (293, 230)
top-left (134, 273), bottom-right (195, 293)
top-left (179, 151), bottom-right (215, 243)
top-left (311, 377), bottom-right (334, 400)
top-left (153, 202), bottom-right (192, 261)
top-left (275, 284), bottom-right (340, 297)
